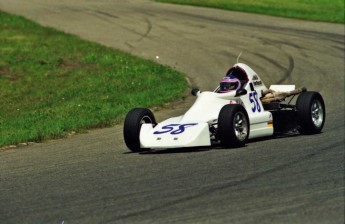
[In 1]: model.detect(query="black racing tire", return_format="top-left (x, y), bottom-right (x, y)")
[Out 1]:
top-left (296, 91), bottom-right (325, 134)
top-left (123, 108), bottom-right (156, 152)
top-left (218, 104), bottom-right (250, 148)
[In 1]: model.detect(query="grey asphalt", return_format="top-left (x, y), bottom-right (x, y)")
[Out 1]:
top-left (0, 0), bottom-right (344, 223)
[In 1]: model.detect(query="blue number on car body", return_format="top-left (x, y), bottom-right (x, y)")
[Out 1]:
top-left (153, 124), bottom-right (179, 135)
top-left (154, 123), bottom-right (198, 135)
top-left (249, 91), bottom-right (261, 113)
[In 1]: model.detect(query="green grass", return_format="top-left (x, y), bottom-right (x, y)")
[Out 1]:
top-left (155, 0), bottom-right (344, 23)
top-left (0, 11), bottom-right (188, 147)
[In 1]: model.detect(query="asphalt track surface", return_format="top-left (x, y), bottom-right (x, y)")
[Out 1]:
top-left (0, 0), bottom-right (344, 223)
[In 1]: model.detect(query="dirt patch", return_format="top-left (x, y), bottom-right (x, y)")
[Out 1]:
top-left (0, 66), bottom-right (20, 81)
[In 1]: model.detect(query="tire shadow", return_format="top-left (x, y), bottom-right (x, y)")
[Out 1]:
top-left (139, 146), bottom-right (212, 155)
top-left (123, 132), bottom-right (308, 155)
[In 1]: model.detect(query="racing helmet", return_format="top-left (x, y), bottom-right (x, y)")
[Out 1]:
top-left (219, 75), bottom-right (241, 93)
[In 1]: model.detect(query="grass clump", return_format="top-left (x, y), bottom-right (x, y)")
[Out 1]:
top-left (155, 0), bottom-right (344, 23)
top-left (0, 11), bottom-right (187, 147)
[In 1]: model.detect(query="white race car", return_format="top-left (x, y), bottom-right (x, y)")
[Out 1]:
top-left (124, 63), bottom-right (325, 152)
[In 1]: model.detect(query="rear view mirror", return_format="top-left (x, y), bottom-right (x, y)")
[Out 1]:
top-left (191, 88), bottom-right (200, 96)
top-left (235, 89), bottom-right (247, 97)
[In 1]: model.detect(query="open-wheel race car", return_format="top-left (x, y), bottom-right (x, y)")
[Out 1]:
top-left (123, 63), bottom-right (325, 152)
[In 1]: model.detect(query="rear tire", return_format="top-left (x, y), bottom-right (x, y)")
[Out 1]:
top-left (123, 108), bottom-right (156, 152)
top-left (296, 91), bottom-right (325, 134)
top-left (218, 104), bottom-right (250, 148)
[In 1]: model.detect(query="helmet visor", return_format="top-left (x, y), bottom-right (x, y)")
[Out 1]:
top-left (220, 82), bottom-right (239, 92)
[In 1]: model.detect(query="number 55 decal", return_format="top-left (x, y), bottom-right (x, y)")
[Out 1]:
top-left (153, 123), bottom-right (198, 135)
top-left (249, 91), bottom-right (261, 112)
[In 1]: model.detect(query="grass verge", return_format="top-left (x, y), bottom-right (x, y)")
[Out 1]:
top-left (155, 0), bottom-right (344, 23)
top-left (0, 11), bottom-right (188, 147)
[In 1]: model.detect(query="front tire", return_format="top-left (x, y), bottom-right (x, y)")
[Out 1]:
top-left (123, 108), bottom-right (156, 152)
top-left (218, 104), bottom-right (250, 148)
top-left (296, 91), bottom-right (325, 134)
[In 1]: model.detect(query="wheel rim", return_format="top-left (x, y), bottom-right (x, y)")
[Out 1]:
top-left (233, 112), bottom-right (248, 141)
top-left (311, 99), bottom-right (324, 128)
top-left (140, 115), bottom-right (153, 125)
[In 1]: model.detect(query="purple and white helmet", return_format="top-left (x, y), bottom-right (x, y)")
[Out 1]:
top-left (219, 75), bottom-right (241, 93)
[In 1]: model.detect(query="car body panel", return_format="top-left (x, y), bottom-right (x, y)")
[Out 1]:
top-left (140, 122), bottom-right (211, 148)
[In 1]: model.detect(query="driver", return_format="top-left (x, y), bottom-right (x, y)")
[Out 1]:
top-left (219, 75), bottom-right (241, 93)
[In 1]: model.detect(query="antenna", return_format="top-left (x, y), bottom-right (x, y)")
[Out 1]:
top-left (236, 51), bottom-right (242, 64)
